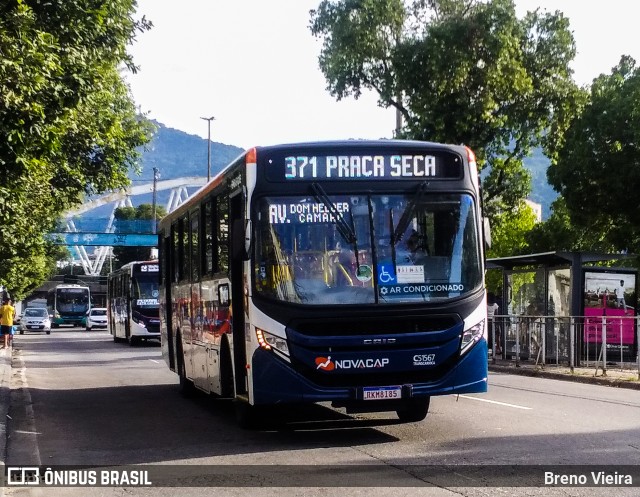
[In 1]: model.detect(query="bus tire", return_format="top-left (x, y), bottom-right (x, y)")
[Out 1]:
top-left (396, 397), bottom-right (430, 423)
top-left (129, 335), bottom-right (139, 347)
top-left (219, 342), bottom-right (234, 398)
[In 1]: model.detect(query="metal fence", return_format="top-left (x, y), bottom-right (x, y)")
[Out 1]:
top-left (488, 314), bottom-right (640, 377)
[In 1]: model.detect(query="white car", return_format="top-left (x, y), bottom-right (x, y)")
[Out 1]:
top-left (19, 307), bottom-right (51, 334)
top-left (85, 307), bottom-right (108, 331)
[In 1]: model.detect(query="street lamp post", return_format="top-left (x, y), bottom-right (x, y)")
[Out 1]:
top-left (152, 167), bottom-right (159, 234)
top-left (200, 116), bottom-right (215, 182)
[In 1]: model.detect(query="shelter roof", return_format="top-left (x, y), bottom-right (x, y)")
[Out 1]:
top-left (486, 251), bottom-right (635, 270)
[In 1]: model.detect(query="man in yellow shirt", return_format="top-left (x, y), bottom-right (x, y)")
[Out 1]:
top-left (0, 298), bottom-right (16, 348)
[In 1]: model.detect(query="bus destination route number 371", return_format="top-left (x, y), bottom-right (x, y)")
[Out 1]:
top-left (158, 139), bottom-right (489, 427)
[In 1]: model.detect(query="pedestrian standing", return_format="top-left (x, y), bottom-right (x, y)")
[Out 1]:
top-left (0, 298), bottom-right (16, 348)
top-left (487, 292), bottom-right (501, 354)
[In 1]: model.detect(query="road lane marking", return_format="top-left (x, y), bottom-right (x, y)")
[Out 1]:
top-left (459, 395), bottom-right (532, 410)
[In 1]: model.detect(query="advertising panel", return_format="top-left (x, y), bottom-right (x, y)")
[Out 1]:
top-left (583, 271), bottom-right (636, 356)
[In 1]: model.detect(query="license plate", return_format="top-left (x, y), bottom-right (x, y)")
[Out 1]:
top-left (363, 386), bottom-right (402, 401)
top-left (28, 326), bottom-right (39, 329)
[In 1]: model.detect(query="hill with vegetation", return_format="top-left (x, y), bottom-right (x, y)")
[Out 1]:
top-left (136, 120), bottom-right (244, 183)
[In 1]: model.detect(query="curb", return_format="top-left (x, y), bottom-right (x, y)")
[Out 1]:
top-left (488, 364), bottom-right (640, 391)
top-left (0, 348), bottom-right (11, 495)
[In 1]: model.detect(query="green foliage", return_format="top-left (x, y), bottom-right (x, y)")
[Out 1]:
top-left (0, 0), bottom-right (153, 296)
top-left (485, 201), bottom-right (537, 293)
top-left (547, 56), bottom-right (640, 254)
top-left (487, 201), bottom-right (537, 258)
top-left (310, 0), bottom-right (581, 247)
top-left (525, 197), bottom-right (616, 253)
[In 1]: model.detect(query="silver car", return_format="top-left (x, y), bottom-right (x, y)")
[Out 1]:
top-left (19, 307), bottom-right (51, 334)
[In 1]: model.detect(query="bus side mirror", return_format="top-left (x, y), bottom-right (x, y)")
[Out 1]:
top-left (483, 217), bottom-right (492, 248)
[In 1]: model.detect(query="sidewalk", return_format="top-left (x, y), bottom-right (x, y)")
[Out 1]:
top-left (488, 356), bottom-right (640, 391)
top-left (0, 346), bottom-right (11, 494)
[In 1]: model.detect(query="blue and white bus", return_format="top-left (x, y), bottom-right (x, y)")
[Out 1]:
top-left (107, 260), bottom-right (160, 345)
top-left (158, 140), bottom-right (489, 426)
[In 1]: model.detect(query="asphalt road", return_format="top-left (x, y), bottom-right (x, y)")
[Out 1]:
top-left (4, 328), bottom-right (640, 497)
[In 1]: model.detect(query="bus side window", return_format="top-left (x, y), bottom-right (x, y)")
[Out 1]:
top-left (191, 209), bottom-right (200, 282)
top-left (171, 222), bottom-right (180, 283)
top-left (217, 195), bottom-right (229, 274)
top-left (181, 214), bottom-right (190, 282)
top-left (203, 199), bottom-right (215, 275)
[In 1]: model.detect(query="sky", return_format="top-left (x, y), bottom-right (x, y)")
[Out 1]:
top-left (126, 0), bottom-right (640, 151)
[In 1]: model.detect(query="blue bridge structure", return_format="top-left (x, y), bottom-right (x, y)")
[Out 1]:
top-left (50, 177), bottom-right (207, 276)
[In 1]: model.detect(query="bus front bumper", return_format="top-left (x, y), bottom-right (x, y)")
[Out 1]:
top-left (251, 340), bottom-right (488, 405)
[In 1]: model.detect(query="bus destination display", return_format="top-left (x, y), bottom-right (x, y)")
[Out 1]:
top-left (264, 151), bottom-right (463, 181)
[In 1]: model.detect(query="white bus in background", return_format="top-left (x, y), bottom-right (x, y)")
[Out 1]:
top-left (107, 261), bottom-right (160, 345)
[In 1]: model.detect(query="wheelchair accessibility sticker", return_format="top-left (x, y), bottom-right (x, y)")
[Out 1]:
top-left (377, 264), bottom-right (396, 285)
top-left (377, 264), bottom-right (425, 285)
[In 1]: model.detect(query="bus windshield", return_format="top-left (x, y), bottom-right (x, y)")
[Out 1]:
top-left (132, 272), bottom-right (160, 307)
top-left (57, 288), bottom-right (89, 312)
top-left (254, 192), bottom-right (482, 305)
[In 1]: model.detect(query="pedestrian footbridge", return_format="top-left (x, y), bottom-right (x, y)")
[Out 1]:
top-left (50, 177), bottom-right (207, 275)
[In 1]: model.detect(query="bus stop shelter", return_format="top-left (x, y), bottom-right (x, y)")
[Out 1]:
top-left (486, 251), bottom-right (638, 365)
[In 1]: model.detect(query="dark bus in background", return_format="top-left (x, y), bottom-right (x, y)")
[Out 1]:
top-left (47, 284), bottom-right (91, 327)
top-left (107, 260), bottom-right (160, 345)
top-left (159, 140), bottom-right (488, 427)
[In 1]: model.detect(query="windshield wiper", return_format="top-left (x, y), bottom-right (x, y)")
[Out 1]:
top-left (311, 183), bottom-right (360, 270)
top-left (311, 183), bottom-right (357, 245)
top-left (390, 181), bottom-right (428, 247)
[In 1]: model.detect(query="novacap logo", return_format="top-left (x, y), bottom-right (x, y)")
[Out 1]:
top-left (315, 356), bottom-right (335, 371)
top-left (315, 356), bottom-right (390, 371)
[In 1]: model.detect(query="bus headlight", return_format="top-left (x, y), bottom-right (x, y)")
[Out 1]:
top-left (460, 320), bottom-right (484, 355)
top-left (256, 328), bottom-right (289, 356)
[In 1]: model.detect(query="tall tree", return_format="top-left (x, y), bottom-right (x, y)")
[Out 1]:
top-left (547, 56), bottom-right (640, 255)
top-left (310, 0), bottom-right (582, 238)
top-left (524, 198), bottom-right (616, 254)
top-left (0, 0), bottom-right (153, 296)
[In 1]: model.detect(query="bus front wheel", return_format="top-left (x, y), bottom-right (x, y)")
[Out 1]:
top-left (396, 397), bottom-right (430, 423)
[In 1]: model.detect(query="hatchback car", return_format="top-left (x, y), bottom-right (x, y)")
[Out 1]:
top-left (19, 307), bottom-right (51, 334)
top-left (85, 307), bottom-right (108, 331)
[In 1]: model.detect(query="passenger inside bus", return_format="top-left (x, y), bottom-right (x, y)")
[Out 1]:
top-left (404, 230), bottom-right (429, 265)
top-left (330, 241), bottom-right (356, 286)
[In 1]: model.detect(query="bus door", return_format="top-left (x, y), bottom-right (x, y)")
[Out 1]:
top-left (230, 191), bottom-right (248, 396)
top-left (163, 232), bottom-right (176, 370)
